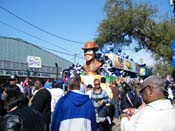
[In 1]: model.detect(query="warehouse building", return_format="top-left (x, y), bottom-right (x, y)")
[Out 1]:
top-left (0, 37), bottom-right (72, 82)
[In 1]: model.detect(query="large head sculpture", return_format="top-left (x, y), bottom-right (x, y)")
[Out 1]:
top-left (82, 41), bottom-right (98, 62)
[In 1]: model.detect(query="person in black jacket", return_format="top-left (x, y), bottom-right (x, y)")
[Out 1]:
top-left (30, 79), bottom-right (51, 131)
top-left (0, 86), bottom-right (44, 131)
top-left (0, 84), bottom-right (7, 120)
top-left (0, 99), bottom-right (6, 120)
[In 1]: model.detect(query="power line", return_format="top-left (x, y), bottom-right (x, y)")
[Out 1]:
top-left (68, 56), bottom-right (75, 63)
top-left (0, 20), bottom-right (84, 61)
top-left (67, 55), bottom-right (84, 64)
top-left (40, 46), bottom-right (75, 56)
top-left (76, 55), bottom-right (84, 59)
top-left (0, 5), bottom-right (84, 44)
top-left (0, 20), bottom-right (84, 63)
top-left (0, 20), bottom-right (75, 53)
top-left (41, 47), bottom-right (84, 59)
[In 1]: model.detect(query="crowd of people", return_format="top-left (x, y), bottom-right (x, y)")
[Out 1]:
top-left (0, 73), bottom-right (175, 131)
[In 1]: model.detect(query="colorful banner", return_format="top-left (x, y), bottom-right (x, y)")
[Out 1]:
top-left (104, 53), bottom-right (139, 73)
top-left (113, 55), bottom-right (124, 69)
top-left (124, 59), bottom-right (133, 71)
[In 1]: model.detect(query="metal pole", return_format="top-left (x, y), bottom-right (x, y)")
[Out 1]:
top-left (55, 63), bottom-right (58, 80)
top-left (171, 0), bottom-right (175, 20)
top-left (74, 54), bottom-right (77, 64)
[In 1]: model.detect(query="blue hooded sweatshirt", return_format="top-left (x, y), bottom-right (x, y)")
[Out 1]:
top-left (51, 91), bottom-right (97, 131)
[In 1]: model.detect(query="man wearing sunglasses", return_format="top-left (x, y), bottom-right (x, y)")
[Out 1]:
top-left (121, 75), bottom-right (175, 131)
top-left (91, 79), bottom-right (110, 117)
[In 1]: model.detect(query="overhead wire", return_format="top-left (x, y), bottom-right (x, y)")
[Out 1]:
top-left (40, 47), bottom-right (84, 65)
top-left (0, 5), bottom-right (137, 61)
top-left (0, 20), bottom-right (84, 57)
top-left (40, 47), bottom-right (75, 56)
top-left (0, 20), bottom-right (84, 64)
top-left (0, 5), bottom-right (84, 44)
top-left (0, 33), bottom-right (82, 60)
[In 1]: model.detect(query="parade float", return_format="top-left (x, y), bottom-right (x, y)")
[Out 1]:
top-left (63, 41), bottom-right (152, 86)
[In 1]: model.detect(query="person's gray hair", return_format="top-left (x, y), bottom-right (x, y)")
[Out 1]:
top-left (142, 75), bottom-right (166, 92)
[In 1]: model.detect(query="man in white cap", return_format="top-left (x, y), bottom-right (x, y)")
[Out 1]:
top-left (9, 74), bottom-right (24, 93)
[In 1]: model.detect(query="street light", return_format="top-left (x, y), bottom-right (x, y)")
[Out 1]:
top-left (55, 63), bottom-right (58, 80)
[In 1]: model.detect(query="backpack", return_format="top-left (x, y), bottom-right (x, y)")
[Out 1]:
top-left (121, 90), bottom-right (142, 110)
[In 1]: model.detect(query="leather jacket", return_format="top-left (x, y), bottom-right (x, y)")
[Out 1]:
top-left (0, 106), bottom-right (44, 131)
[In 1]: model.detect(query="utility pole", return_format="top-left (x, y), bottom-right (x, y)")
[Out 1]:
top-left (174, 0), bottom-right (175, 20)
top-left (170, 0), bottom-right (175, 20)
top-left (74, 54), bottom-right (77, 64)
top-left (140, 58), bottom-right (143, 65)
top-left (55, 63), bottom-right (58, 80)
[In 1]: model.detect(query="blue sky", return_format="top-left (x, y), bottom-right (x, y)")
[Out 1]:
top-left (0, 0), bottom-right (174, 66)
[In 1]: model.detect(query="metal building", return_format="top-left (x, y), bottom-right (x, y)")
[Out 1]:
top-left (0, 37), bottom-right (72, 80)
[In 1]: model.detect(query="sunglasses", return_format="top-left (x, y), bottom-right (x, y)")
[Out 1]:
top-left (84, 50), bottom-right (94, 54)
top-left (94, 83), bottom-right (100, 86)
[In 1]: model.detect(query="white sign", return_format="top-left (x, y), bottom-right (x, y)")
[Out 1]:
top-left (27, 56), bottom-right (42, 68)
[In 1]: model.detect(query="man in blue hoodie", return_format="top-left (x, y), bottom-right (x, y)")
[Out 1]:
top-left (51, 77), bottom-right (97, 131)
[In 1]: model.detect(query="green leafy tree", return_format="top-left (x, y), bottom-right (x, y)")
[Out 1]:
top-left (153, 63), bottom-right (173, 78)
top-left (95, 0), bottom-right (175, 63)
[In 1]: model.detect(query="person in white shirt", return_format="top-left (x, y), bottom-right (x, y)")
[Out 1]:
top-left (48, 81), bottom-right (64, 113)
top-left (86, 84), bottom-right (93, 98)
top-left (121, 75), bottom-right (175, 131)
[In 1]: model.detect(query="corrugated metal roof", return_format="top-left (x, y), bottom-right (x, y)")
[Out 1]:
top-left (0, 36), bottom-right (71, 63)
top-left (0, 37), bottom-right (72, 70)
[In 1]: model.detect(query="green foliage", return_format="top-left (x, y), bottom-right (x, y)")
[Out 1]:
top-left (153, 63), bottom-right (173, 78)
top-left (95, 0), bottom-right (175, 62)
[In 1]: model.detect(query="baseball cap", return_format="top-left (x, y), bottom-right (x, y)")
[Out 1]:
top-left (140, 75), bottom-right (166, 93)
top-left (9, 74), bottom-right (18, 80)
